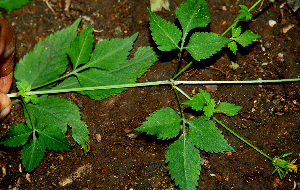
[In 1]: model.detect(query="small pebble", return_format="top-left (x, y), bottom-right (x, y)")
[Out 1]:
top-left (268, 20), bottom-right (277, 27)
top-left (222, 6), bottom-right (227, 11)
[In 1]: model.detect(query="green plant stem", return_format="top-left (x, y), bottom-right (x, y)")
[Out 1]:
top-left (7, 77), bottom-right (300, 98)
top-left (7, 80), bottom-right (171, 98)
top-left (173, 60), bottom-right (195, 79)
top-left (213, 116), bottom-right (272, 160)
top-left (172, 85), bottom-right (191, 100)
top-left (173, 77), bottom-right (300, 85)
top-left (172, 50), bottom-right (183, 78)
top-left (221, 0), bottom-right (263, 36)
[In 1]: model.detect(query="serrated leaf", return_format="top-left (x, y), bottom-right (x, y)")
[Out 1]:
top-left (233, 30), bottom-right (260, 47)
top-left (228, 41), bottom-right (238, 55)
top-left (188, 117), bottom-right (234, 153)
top-left (235, 5), bottom-right (252, 21)
top-left (37, 125), bottom-right (71, 152)
top-left (232, 24), bottom-right (242, 38)
top-left (26, 96), bottom-right (89, 153)
top-left (0, 0), bottom-right (30, 10)
top-left (21, 135), bottom-right (46, 172)
top-left (175, 0), bottom-right (210, 35)
top-left (183, 89), bottom-right (211, 111)
top-left (185, 32), bottom-right (231, 60)
top-left (110, 46), bottom-right (159, 83)
top-left (70, 120), bottom-right (90, 154)
top-left (135, 107), bottom-right (181, 140)
top-left (69, 24), bottom-right (94, 69)
top-left (216, 102), bottom-right (242, 116)
top-left (203, 99), bottom-right (215, 117)
top-left (0, 123), bottom-right (32, 147)
top-left (14, 19), bottom-right (81, 88)
top-left (165, 133), bottom-right (201, 190)
top-left (86, 33), bottom-right (138, 70)
top-left (76, 68), bottom-right (124, 100)
top-left (148, 8), bottom-right (181, 51)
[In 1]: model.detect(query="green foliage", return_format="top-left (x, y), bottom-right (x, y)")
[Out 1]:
top-left (14, 19), bottom-right (81, 89)
top-left (16, 80), bottom-right (40, 104)
top-left (188, 117), bottom-right (234, 153)
top-left (2, 18), bottom-right (158, 172)
top-left (232, 30), bottom-right (261, 47)
top-left (148, 8), bottom-right (181, 51)
top-left (235, 5), bottom-right (252, 21)
top-left (165, 133), bottom-right (201, 190)
top-left (186, 32), bottom-right (232, 61)
top-left (138, 89), bottom-right (240, 189)
top-left (0, 0), bottom-right (30, 10)
top-left (2, 0), bottom-right (276, 188)
top-left (175, 0), bottom-right (210, 36)
top-left (135, 107), bottom-right (182, 140)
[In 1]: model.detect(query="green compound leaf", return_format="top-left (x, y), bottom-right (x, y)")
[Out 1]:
top-left (0, 0), bottom-right (30, 10)
top-left (183, 89), bottom-right (211, 111)
top-left (58, 47), bottom-right (158, 101)
top-left (235, 5), bottom-right (252, 21)
top-left (68, 24), bottom-right (94, 70)
top-left (21, 135), bottom-right (46, 172)
top-left (0, 123), bottom-right (32, 147)
top-left (188, 117), bottom-right (234, 153)
top-left (86, 33), bottom-right (138, 70)
top-left (185, 32), bottom-right (231, 61)
top-left (233, 30), bottom-right (260, 47)
top-left (148, 8), bottom-right (181, 51)
top-left (216, 102), bottom-right (242, 116)
top-left (175, 0), bottom-right (210, 36)
top-left (135, 107), bottom-right (182, 140)
top-left (37, 125), bottom-right (71, 152)
top-left (27, 96), bottom-right (89, 154)
top-left (14, 18), bottom-right (81, 89)
top-left (165, 133), bottom-right (201, 190)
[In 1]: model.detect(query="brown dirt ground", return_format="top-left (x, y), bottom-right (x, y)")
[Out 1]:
top-left (0, 0), bottom-right (300, 189)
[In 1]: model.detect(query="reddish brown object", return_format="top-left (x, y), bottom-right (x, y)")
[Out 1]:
top-left (0, 17), bottom-right (15, 94)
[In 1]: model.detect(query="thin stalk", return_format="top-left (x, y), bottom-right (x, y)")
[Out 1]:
top-left (173, 78), bottom-right (300, 85)
top-left (7, 77), bottom-right (300, 98)
top-left (173, 60), bottom-right (195, 79)
top-left (172, 85), bottom-right (191, 100)
top-left (7, 80), bottom-right (170, 98)
top-left (213, 116), bottom-right (272, 160)
top-left (172, 50), bottom-right (183, 78)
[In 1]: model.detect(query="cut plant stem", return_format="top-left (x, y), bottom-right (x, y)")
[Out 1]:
top-left (7, 77), bottom-right (300, 98)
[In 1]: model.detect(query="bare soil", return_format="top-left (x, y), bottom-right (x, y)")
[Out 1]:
top-left (0, 0), bottom-right (299, 189)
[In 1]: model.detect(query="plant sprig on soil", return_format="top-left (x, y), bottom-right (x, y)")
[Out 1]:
top-left (1, 0), bottom-right (298, 189)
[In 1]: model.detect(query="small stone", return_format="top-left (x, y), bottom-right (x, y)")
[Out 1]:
top-left (95, 134), bottom-right (101, 142)
top-left (268, 20), bottom-right (277, 27)
top-left (278, 53), bottom-right (284, 58)
top-left (221, 6), bottom-right (227, 11)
